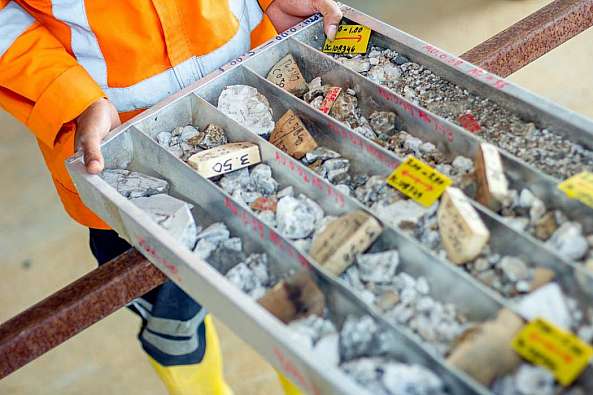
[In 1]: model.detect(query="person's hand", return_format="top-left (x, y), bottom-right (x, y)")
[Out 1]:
top-left (266, 0), bottom-right (342, 40)
top-left (75, 98), bottom-right (121, 174)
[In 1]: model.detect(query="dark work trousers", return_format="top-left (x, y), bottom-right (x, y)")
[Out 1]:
top-left (89, 228), bottom-right (207, 366)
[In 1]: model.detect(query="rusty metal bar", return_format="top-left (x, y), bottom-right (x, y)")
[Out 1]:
top-left (2, 0), bottom-right (593, 382)
top-left (462, 0), bottom-right (593, 77)
top-left (0, 249), bottom-right (166, 379)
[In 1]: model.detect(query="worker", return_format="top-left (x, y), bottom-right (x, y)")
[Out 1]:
top-left (0, 1), bottom-right (342, 394)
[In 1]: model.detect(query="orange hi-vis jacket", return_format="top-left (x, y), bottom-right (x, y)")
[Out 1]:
top-left (0, 0), bottom-right (277, 229)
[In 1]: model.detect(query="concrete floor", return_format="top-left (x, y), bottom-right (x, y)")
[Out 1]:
top-left (1, 0), bottom-right (592, 394)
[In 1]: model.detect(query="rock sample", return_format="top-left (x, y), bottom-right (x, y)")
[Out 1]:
top-left (187, 142), bottom-right (261, 178)
top-left (218, 85), bottom-right (275, 136)
top-left (447, 308), bottom-right (524, 386)
top-left (131, 193), bottom-right (198, 250)
top-left (270, 110), bottom-right (318, 159)
top-left (266, 54), bottom-right (309, 97)
top-left (258, 271), bottom-right (325, 324)
top-left (475, 143), bottom-right (509, 210)
top-left (102, 169), bottom-right (169, 198)
top-left (310, 210), bottom-right (383, 275)
top-left (438, 187), bottom-right (490, 264)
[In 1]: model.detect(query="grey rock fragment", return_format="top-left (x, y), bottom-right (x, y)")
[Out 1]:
top-left (303, 146), bottom-right (341, 164)
top-left (276, 195), bottom-right (322, 239)
top-left (102, 169), bottom-right (169, 198)
top-left (516, 283), bottom-right (571, 329)
top-left (197, 222), bottom-right (230, 245)
top-left (356, 251), bottom-right (400, 283)
top-left (217, 85), bottom-right (275, 137)
top-left (382, 363), bottom-right (445, 395)
top-left (250, 164), bottom-right (278, 195)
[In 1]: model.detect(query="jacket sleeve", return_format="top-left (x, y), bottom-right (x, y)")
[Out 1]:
top-left (0, 0), bottom-right (105, 149)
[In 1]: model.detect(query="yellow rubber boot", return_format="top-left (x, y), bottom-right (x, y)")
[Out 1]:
top-left (148, 315), bottom-right (233, 395)
top-left (277, 372), bottom-right (305, 395)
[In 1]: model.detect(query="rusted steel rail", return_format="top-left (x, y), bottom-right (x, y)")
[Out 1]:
top-left (462, 0), bottom-right (593, 77)
top-left (0, 249), bottom-right (166, 379)
top-left (1, 0), bottom-right (592, 380)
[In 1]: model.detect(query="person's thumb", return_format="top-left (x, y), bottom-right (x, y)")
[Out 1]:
top-left (79, 129), bottom-right (105, 174)
top-left (314, 0), bottom-right (342, 40)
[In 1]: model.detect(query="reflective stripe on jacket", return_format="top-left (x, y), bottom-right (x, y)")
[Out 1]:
top-left (0, 0), bottom-right (277, 228)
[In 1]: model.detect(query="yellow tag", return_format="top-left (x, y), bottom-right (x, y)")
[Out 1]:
top-left (559, 172), bottom-right (593, 209)
top-left (322, 24), bottom-right (371, 54)
top-left (512, 318), bottom-right (593, 386)
top-left (386, 156), bottom-right (452, 207)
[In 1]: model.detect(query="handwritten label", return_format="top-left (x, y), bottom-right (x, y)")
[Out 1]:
top-left (310, 210), bottom-right (383, 275)
top-left (322, 24), bottom-right (371, 54)
top-left (386, 155), bottom-right (452, 207)
top-left (559, 172), bottom-right (593, 209)
top-left (319, 87), bottom-right (342, 114)
top-left (512, 318), bottom-right (593, 386)
top-left (270, 110), bottom-right (318, 159)
top-left (438, 187), bottom-right (490, 265)
top-left (267, 54), bottom-right (309, 97)
top-left (187, 142), bottom-right (260, 178)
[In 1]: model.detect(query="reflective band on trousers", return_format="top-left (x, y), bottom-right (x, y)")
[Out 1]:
top-left (50, 0), bottom-right (264, 112)
top-left (141, 309), bottom-right (207, 356)
top-left (0, 1), bottom-right (35, 57)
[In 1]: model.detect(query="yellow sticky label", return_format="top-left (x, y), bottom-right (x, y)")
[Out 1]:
top-left (386, 156), bottom-right (452, 207)
top-left (322, 24), bottom-right (371, 54)
top-left (512, 318), bottom-right (593, 386)
top-left (559, 172), bottom-right (593, 209)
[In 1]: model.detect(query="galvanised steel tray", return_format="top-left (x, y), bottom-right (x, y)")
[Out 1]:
top-left (67, 4), bottom-right (593, 394)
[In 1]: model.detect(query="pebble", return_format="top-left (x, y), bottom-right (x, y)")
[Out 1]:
top-left (516, 283), bottom-right (572, 330)
top-left (250, 164), bottom-right (278, 196)
top-left (499, 256), bottom-right (530, 282)
top-left (197, 222), bottom-right (230, 245)
top-left (217, 85), bottom-right (275, 137)
top-left (546, 222), bottom-right (589, 261)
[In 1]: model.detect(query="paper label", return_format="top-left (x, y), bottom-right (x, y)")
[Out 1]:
top-left (270, 110), bottom-right (318, 159)
top-left (559, 172), bottom-right (593, 209)
top-left (386, 155), bottom-right (452, 207)
top-left (319, 87), bottom-right (342, 114)
top-left (322, 24), bottom-right (371, 54)
top-left (187, 142), bottom-right (261, 178)
top-left (512, 318), bottom-right (593, 386)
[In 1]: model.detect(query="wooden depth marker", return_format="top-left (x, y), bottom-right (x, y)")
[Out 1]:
top-left (270, 110), bottom-right (318, 159)
top-left (438, 187), bottom-right (490, 264)
top-left (310, 210), bottom-right (383, 275)
top-left (475, 143), bottom-right (509, 210)
top-left (267, 54), bottom-right (309, 97)
top-left (187, 142), bottom-right (261, 178)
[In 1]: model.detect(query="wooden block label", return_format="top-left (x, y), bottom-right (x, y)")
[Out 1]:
top-left (266, 54), bottom-right (309, 97)
top-left (512, 318), bottom-right (593, 386)
top-left (319, 87), bottom-right (342, 114)
top-left (187, 142), bottom-right (261, 178)
top-left (322, 24), bottom-right (372, 54)
top-left (559, 172), bottom-right (593, 209)
top-left (475, 143), bottom-right (509, 209)
top-left (310, 210), bottom-right (383, 275)
top-left (387, 155), bottom-right (452, 207)
top-left (270, 110), bottom-right (318, 159)
top-left (438, 187), bottom-right (490, 264)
